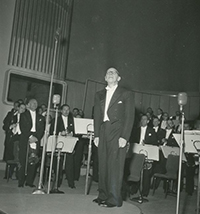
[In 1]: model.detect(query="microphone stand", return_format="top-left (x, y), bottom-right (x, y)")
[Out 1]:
top-left (193, 141), bottom-right (200, 214)
top-left (32, 34), bottom-right (59, 194)
top-left (85, 124), bottom-right (94, 195)
top-left (176, 106), bottom-right (185, 214)
top-left (47, 103), bottom-right (59, 194)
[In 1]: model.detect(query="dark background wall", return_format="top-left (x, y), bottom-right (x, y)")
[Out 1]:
top-left (67, 0), bottom-right (200, 92)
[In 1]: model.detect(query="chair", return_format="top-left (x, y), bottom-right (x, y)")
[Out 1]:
top-left (127, 153), bottom-right (146, 203)
top-left (128, 153), bottom-right (145, 182)
top-left (152, 154), bottom-right (179, 198)
top-left (6, 140), bottom-right (19, 182)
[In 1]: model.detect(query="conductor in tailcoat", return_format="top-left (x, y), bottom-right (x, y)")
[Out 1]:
top-left (93, 67), bottom-right (135, 207)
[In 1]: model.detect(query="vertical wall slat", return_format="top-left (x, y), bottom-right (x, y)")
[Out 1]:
top-left (21, 0), bottom-right (31, 68)
top-left (8, 0), bottom-right (72, 79)
top-left (8, 0), bottom-right (20, 65)
top-left (25, 0), bottom-right (35, 69)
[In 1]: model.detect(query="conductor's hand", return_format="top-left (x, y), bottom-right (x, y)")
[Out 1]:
top-left (94, 137), bottom-right (99, 147)
top-left (119, 137), bottom-right (127, 148)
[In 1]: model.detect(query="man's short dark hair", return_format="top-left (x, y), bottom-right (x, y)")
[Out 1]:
top-left (61, 104), bottom-right (70, 110)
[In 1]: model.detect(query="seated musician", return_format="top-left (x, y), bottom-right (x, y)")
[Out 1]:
top-left (18, 99), bottom-right (45, 188)
top-left (129, 114), bottom-right (157, 197)
top-left (184, 120), bottom-right (199, 195)
top-left (152, 117), bottom-right (167, 189)
top-left (161, 119), bottom-right (178, 147)
top-left (49, 104), bottom-right (76, 189)
top-left (152, 118), bottom-right (181, 191)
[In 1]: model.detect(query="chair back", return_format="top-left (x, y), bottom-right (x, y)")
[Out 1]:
top-left (128, 153), bottom-right (145, 182)
top-left (165, 154), bottom-right (179, 179)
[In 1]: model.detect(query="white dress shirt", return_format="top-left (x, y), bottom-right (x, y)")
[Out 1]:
top-left (12, 113), bottom-right (21, 135)
top-left (139, 126), bottom-right (147, 144)
top-left (30, 110), bottom-right (36, 132)
top-left (165, 129), bottom-right (172, 139)
top-left (103, 84), bottom-right (118, 122)
top-left (161, 120), bottom-right (167, 129)
top-left (153, 126), bottom-right (159, 133)
top-left (62, 115), bottom-right (68, 130)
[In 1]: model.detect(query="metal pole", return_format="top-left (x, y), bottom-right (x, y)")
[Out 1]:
top-left (85, 132), bottom-right (93, 195)
top-left (176, 111), bottom-right (185, 214)
top-left (47, 104), bottom-right (59, 194)
top-left (33, 38), bottom-right (58, 194)
top-left (197, 154), bottom-right (200, 214)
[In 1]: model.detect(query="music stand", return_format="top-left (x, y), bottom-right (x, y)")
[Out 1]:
top-left (132, 144), bottom-right (159, 203)
top-left (160, 145), bottom-right (186, 162)
top-left (193, 141), bottom-right (200, 214)
top-left (174, 131), bottom-right (200, 214)
top-left (173, 132), bottom-right (200, 154)
top-left (46, 135), bottom-right (78, 194)
top-left (74, 118), bottom-right (94, 195)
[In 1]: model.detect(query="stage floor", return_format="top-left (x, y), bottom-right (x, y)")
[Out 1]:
top-left (0, 162), bottom-right (141, 214)
top-left (0, 161), bottom-right (197, 214)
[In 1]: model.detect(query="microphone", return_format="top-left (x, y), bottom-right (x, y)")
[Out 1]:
top-left (52, 94), bottom-right (61, 105)
top-left (177, 92), bottom-right (187, 111)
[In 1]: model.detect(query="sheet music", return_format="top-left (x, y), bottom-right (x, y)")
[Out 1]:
top-left (74, 118), bottom-right (94, 135)
top-left (46, 136), bottom-right (78, 153)
top-left (160, 145), bottom-right (186, 161)
top-left (184, 130), bottom-right (200, 135)
top-left (132, 143), bottom-right (159, 161)
top-left (173, 133), bottom-right (200, 153)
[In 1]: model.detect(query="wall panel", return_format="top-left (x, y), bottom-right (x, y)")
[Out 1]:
top-left (81, 79), bottom-right (200, 121)
top-left (65, 80), bottom-right (84, 111)
top-left (149, 95), bottom-right (160, 114)
top-left (189, 97), bottom-right (200, 120)
top-left (8, 0), bottom-right (73, 80)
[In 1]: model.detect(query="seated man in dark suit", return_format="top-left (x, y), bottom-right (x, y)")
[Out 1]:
top-left (49, 104), bottom-right (76, 188)
top-left (162, 119), bottom-right (178, 147)
top-left (129, 114), bottom-right (157, 197)
top-left (152, 117), bottom-right (167, 188)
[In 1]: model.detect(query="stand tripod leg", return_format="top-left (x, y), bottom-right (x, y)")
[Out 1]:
top-left (25, 143), bottom-right (30, 176)
top-left (131, 166), bottom-right (149, 204)
top-left (195, 156), bottom-right (200, 214)
top-left (85, 133), bottom-right (92, 195)
top-left (47, 137), bottom-right (56, 194)
top-left (50, 150), bottom-right (64, 194)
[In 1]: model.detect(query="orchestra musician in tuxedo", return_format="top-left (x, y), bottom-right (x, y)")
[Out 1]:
top-left (152, 117), bottom-right (167, 189)
top-left (152, 119), bottom-right (179, 190)
top-left (93, 67), bottom-right (135, 208)
top-left (161, 119), bottom-right (178, 147)
top-left (18, 99), bottom-right (45, 187)
top-left (2, 101), bottom-right (20, 163)
top-left (156, 108), bottom-right (163, 121)
top-left (129, 114), bottom-right (157, 197)
top-left (49, 104), bottom-right (76, 188)
top-left (152, 117), bottom-right (166, 145)
top-left (7, 103), bottom-right (26, 179)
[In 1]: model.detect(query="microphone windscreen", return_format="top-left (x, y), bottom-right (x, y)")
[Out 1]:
top-left (177, 92), bottom-right (187, 106)
top-left (52, 94), bottom-right (60, 104)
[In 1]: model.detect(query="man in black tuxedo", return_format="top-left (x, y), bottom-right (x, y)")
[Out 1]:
top-left (129, 114), bottom-right (157, 197)
top-left (152, 117), bottom-right (166, 146)
top-left (49, 104), bottom-right (76, 188)
top-left (162, 119), bottom-right (178, 147)
top-left (2, 101), bottom-right (20, 162)
top-left (152, 117), bottom-right (167, 187)
top-left (93, 67), bottom-right (135, 208)
top-left (134, 114), bottom-right (157, 146)
top-left (18, 99), bottom-right (45, 187)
